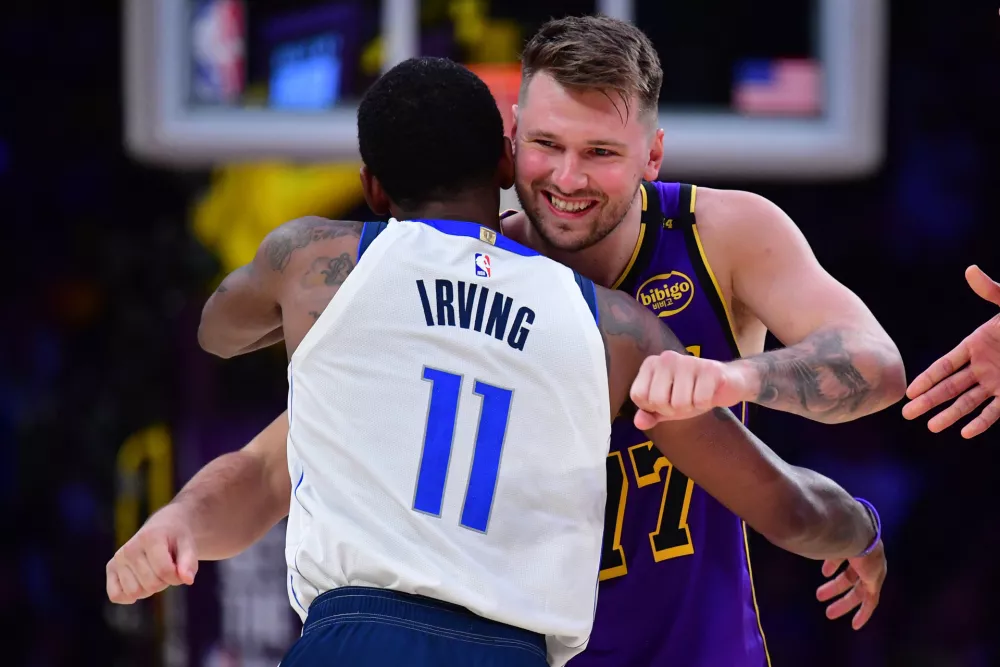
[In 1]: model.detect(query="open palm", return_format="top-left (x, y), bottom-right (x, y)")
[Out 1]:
top-left (903, 266), bottom-right (1000, 438)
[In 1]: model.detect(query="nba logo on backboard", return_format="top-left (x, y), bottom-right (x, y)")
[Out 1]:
top-left (475, 253), bottom-right (492, 278)
top-left (191, 0), bottom-right (247, 105)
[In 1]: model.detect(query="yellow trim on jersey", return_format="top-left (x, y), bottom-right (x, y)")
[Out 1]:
top-left (609, 183), bottom-right (651, 290)
top-left (689, 184), bottom-right (698, 213)
top-left (690, 222), bottom-right (742, 357)
top-left (611, 222), bottom-right (646, 290)
top-left (743, 522), bottom-right (773, 667)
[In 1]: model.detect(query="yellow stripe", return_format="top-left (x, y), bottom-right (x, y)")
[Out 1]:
top-left (690, 223), bottom-right (742, 357)
top-left (611, 222), bottom-right (646, 290)
top-left (609, 184), bottom-right (651, 290)
top-left (743, 523), bottom-right (773, 667)
top-left (692, 188), bottom-right (762, 660)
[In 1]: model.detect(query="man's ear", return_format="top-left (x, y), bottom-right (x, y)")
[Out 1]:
top-left (497, 137), bottom-right (515, 190)
top-left (360, 165), bottom-right (390, 215)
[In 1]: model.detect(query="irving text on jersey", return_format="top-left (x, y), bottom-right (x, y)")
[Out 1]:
top-left (415, 279), bottom-right (535, 351)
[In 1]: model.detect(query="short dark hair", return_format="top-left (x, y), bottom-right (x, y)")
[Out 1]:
top-left (357, 57), bottom-right (505, 208)
top-left (521, 15), bottom-right (662, 120)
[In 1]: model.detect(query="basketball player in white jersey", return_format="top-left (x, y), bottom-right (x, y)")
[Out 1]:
top-left (108, 58), bottom-right (883, 667)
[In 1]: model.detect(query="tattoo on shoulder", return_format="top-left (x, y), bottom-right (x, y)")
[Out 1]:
top-left (597, 289), bottom-right (686, 371)
top-left (300, 253), bottom-right (355, 290)
top-left (263, 218), bottom-right (364, 273)
top-left (598, 290), bottom-right (649, 350)
top-left (215, 283), bottom-right (228, 293)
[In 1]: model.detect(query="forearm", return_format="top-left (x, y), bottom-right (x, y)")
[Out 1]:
top-left (157, 449), bottom-right (289, 561)
top-left (767, 467), bottom-right (876, 560)
top-left (734, 327), bottom-right (906, 423)
top-left (650, 408), bottom-right (875, 561)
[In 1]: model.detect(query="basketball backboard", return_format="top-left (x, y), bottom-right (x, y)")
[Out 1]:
top-left (125, 0), bottom-right (887, 179)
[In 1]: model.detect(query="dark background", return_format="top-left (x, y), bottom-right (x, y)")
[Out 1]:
top-left (2, 2), bottom-right (998, 666)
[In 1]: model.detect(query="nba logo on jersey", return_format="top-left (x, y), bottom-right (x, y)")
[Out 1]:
top-left (475, 253), bottom-right (492, 278)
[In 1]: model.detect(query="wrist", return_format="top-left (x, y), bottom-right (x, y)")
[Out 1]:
top-left (854, 497), bottom-right (882, 557)
top-left (726, 359), bottom-right (761, 403)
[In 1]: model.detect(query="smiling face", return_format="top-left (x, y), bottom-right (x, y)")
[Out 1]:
top-left (512, 72), bottom-right (664, 252)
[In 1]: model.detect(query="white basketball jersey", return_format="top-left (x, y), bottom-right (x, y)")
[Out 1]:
top-left (285, 218), bottom-right (611, 666)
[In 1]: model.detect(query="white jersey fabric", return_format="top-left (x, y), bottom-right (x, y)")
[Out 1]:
top-left (285, 218), bottom-right (611, 665)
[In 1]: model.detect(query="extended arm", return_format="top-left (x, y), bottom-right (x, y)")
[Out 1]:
top-left (710, 190), bottom-right (906, 423)
top-left (165, 411), bottom-right (291, 560)
top-left (647, 407), bottom-right (873, 560)
top-left (597, 287), bottom-right (877, 561)
top-left (107, 412), bottom-right (291, 604)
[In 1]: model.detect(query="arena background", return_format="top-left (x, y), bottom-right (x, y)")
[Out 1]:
top-left (3, 1), bottom-right (999, 666)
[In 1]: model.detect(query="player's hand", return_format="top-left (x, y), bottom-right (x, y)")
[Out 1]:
top-left (106, 506), bottom-right (199, 604)
top-left (630, 351), bottom-right (752, 429)
top-left (903, 265), bottom-right (1000, 438)
top-left (816, 539), bottom-right (886, 630)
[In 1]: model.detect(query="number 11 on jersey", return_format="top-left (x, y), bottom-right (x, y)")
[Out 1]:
top-left (413, 367), bottom-right (513, 533)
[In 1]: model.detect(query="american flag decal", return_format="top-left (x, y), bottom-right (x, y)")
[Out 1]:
top-left (733, 58), bottom-right (821, 116)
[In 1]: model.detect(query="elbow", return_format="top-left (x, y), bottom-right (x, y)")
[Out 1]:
top-left (878, 352), bottom-right (907, 406)
top-left (198, 308), bottom-right (235, 359)
top-left (198, 329), bottom-right (236, 359)
top-left (837, 335), bottom-right (907, 421)
top-left (860, 339), bottom-right (906, 415)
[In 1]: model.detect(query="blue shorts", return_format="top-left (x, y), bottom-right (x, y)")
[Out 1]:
top-left (280, 586), bottom-right (548, 667)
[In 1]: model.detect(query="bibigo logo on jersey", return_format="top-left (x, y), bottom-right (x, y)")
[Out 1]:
top-left (635, 271), bottom-right (695, 317)
top-left (474, 253), bottom-right (492, 278)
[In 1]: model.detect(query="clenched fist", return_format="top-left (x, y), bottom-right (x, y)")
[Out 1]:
top-left (106, 506), bottom-right (199, 604)
top-left (629, 350), bottom-right (752, 429)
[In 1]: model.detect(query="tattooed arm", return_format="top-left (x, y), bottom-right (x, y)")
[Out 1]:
top-left (198, 216), bottom-right (362, 358)
top-left (598, 286), bottom-right (879, 562)
top-left (732, 328), bottom-right (904, 423)
top-left (703, 189), bottom-right (906, 423)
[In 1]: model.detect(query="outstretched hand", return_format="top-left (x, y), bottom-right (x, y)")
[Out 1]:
top-left (816, 540), bottom-right (887, 630)
top-left (903, 266), bottom-right (1000, 438)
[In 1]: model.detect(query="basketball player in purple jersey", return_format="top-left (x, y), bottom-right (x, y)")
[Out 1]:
top-left (495, 15), bottom-right (906, 667)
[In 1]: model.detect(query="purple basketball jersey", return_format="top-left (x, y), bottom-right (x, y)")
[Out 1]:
top-left (571, 182), bottom-right (770, 667)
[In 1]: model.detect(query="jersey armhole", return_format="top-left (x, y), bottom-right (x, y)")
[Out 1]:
top-left (572, 272), bottom-right (599, 325)
top-left (356, 220), bottom-right (389, 261)
top-left (675, 184), bottom-right (697, 228)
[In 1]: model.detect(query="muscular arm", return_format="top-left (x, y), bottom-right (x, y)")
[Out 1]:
top-left (159, 412), bottom-right (291, 561)
top-left (199, 249), bottom-right (283, 359)
top-left (598, 287), bottom-right (876, 560)
top-left (198, 216), bottom-right (362, 358)
top-left (707, 189), bottom-right (906, 423)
